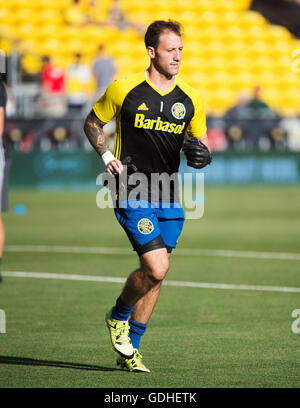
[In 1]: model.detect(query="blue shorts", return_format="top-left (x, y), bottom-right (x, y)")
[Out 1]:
top-left (114, 200), bottom-right (185, 256)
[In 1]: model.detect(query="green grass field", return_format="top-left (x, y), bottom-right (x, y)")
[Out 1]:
top-left (0, 186), bottom-right (300, 388)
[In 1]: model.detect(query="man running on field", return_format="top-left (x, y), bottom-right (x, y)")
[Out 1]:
top-left (84, 20), bottom-right (212, 372)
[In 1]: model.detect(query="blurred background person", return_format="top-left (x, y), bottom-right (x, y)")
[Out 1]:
top-left (66, 53), bottom-right (93, 116)
top-left (64, 0), bottom-right (89, 26)
top-left (246, 85), bottom-right (279, 148)
top-left (226, 92), bottom-right (251, 119)
top-left (92, 45), bottom-right (116, 99)
top-left (225, 92), bottom-right (251, 149)
top-left (39, 56), bottom-right (66, 117)
top-left (247, 85), bottom-right (272, 112)
top-left (106, 0), bottom-right (145, 35)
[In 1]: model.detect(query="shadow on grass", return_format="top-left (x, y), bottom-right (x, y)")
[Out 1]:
top-left (0, 355), bottom-right (119, 372)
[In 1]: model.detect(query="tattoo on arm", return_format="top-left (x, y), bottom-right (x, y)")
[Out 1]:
top-left (83, 110), bottom-right (110, 156)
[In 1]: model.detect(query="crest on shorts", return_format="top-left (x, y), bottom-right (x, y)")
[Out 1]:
top-left (137, 218), bottom-right (154, 235)
top-left (171, 102), bottom-right (186, 119)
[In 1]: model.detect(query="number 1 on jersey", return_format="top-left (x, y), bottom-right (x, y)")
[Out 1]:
top-left (160, 101), bottom-right (164, 112)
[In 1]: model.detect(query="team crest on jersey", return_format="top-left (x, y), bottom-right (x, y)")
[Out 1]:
top-left (171, 102), bottom-right (186, 120)
top-left (137, 218), bottom-right (154, 235)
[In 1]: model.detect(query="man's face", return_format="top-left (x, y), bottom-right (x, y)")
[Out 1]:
top-left (148, 30), bottom-right (183, 78)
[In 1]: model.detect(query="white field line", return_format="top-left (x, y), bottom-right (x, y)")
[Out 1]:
top-left (2, 271), bottom-right (300, 294)
top-left (4, 244), bottom-right (300, 261)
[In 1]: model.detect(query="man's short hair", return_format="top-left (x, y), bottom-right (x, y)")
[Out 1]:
top-left (144, 20), bottom-right (183, 50)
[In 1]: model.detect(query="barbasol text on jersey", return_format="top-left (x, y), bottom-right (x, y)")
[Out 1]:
top-left (134, 114), bottom-right (186, 134)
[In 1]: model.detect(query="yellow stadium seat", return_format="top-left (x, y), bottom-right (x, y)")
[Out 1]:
top-left (22, 54), bottom-right (42, 74)
top-left (222, 10), bottom-right (242, 25)
top-left (228, 55), bottom-right (251, 72)
top-left (37, 8), bottom-right (64, 24)
top-left (210, 55), bottom-right (229, 71)
top-left (256, 71), bottom-right (279, 87)
top-left (180, 57), bottom-right (205, 76)
top-left (0, 22), bottom-right (16, 39)
top-left (63, 38), bottom-right (86, 55)
top-left (175, 0), bottom-right (200, 14)
top-left (281, 88), bottom-right (300, 109)
top-left (279, 72), bottom-right (299, 88)
top-left (51, 55), bottom-right (70, 69)
top-left (210, 71), bottom-right (233, 88)
top-left (13, 8), bottom-right (34, 24)
top-left (0, 0), bottom-right (18, 8)
top-left (0, 38), bottom-right (13, 54)
top-left (116, 55), bottom-right (143, 76)
top-left (274, 55), bottom-right (292, 76)
top-left (249, 56), bottom-right (278, 76)
top-left (268, 24), bottom-right (292, 42)
top-left (129, 10), bottom-right (152, 25)
top-left (200, 26), bottom-right (222, 42)
top-left (1, 0), bottom-right (297, 116)
top-left (223, 25), bottom-right (246, 42)
top-left (15, 0), bottom-right (34, 8)
top-left (118, 28), bottom-right (142, 43)
top-left (231, 71), bottom-right (256, 91)
top-left (273, 40), bottom-right (292, 55)
top-left (183, 71), bottom-right (207, 89)
top-left (250, 40), bottom-right (270, 57)
top-left (247, 25), bottom-right (268, 41)
top-left (201, 10), bottom-right (218, 25)
top-left (235, 0), bottom-right (252, 10)
top-left (183, 25), bottom-right (201, 40)
top-left (225, 40), bottom-right (248, 58)
top-left (14, 23), bottom-right (35, 39)
top-left (172, 10), bottom-right (196, 27)
top-left (182, 40), bottom-right (203, 57)
top-left (106, 40), bottom-right (131, 57)
top-left (241, 11), bottom-right (267, 28)
top-left (43, 0), bottom-right (72, 9)
top-left (0, 7), bottom-right (8, 21)
top-left (41, 38), bottom-right (62, 56)
top-left (209, 41), bottom-right (228, 57)
top-left (260, 87), bottom-right (281, 105)
top-left (207, 89), bottom-right (235, 115)
top-left (38, 24), bottom-right (63, 40)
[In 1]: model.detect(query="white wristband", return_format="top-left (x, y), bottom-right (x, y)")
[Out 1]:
top-left (101, 151), bottom-right (116, 166)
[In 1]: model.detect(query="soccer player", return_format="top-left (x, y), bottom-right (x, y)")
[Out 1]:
top-left (83, 20), bottom-right (212, 372)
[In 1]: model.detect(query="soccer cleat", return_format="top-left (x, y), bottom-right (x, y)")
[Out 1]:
top-left (116, 348), bottom-right (150, 373)
top-left (105, 308), bottom-right (134, 358)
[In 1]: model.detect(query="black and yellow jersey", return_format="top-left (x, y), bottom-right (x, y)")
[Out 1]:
top-left (93, 71), bottom-right (206, 201)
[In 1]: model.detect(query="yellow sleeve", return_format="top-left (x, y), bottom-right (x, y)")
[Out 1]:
top-left (92, 72), bottom-right (146, 123)
top-left (93, 80), bottom-right (122, 123)
top-left (187, 91), bottom-right (207, 139)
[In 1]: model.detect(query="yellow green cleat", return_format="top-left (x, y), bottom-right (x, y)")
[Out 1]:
top-left (105, 308), bottom-right (134, 358)
top-left (116, 348), bottom-right (150, 373)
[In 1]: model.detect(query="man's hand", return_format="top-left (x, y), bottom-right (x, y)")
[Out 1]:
top-left (182, 135), bottom-right (212, 169)
top-left (106, 159), bottom-right (124, 176)
top-left (107, 156), bottom-right (137, 177)
top-left (103, 156), bottom-right (138, 191)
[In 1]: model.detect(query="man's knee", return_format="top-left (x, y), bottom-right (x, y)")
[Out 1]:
top-left (149, 259), bottom-right (169, 283)
top-left (141, 250), bottom-right (170, 283)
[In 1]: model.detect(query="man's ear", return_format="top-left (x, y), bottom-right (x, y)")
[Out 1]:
top-left (147, 46), bottom-right (155, 59)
